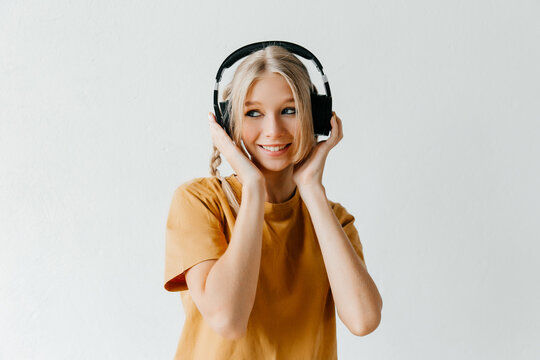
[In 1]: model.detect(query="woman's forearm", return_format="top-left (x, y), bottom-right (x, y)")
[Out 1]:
top-left (203, 181), bottom-right (265, 337)
top-left (299, 184), bottom-right (383, 336)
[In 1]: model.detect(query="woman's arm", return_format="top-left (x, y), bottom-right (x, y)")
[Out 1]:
top-left (186, 179), bottom-right (265, 340)
top-left (299, 183), bottom-right (382, 336)
top-left (292, 113), bottom-right (382, 336)
top-left (186, 112), bottom-right (267, 339)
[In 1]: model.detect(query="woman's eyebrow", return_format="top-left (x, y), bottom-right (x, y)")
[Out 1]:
top-left (244, 98), bottom-right (295, 106)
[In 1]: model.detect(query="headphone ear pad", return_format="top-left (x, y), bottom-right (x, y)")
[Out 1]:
top-left (310, 93), bottom-right (333, 136)
top-left (218, 100), bottom-right (233, 137)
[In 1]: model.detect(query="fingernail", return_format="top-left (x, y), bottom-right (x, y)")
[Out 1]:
top-left (208, 113), bottom-right (213, 121)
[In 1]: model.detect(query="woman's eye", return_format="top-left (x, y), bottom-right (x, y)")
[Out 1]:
top-left (245, 110), bottom-right (261, 117)
top-left (283, 107), bottom-right (297, 115)
top-left (245, 108), bottom-right (296, 117)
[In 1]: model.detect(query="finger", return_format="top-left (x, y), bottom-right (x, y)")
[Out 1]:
top-left (208, 112), bottom-right (243, 161)
top-left (208, 112), bottom-right (217, 132)
top-left (319, 114), bottom-right (334, 151)
top-left (327, 113), bottom-right (339, 147)
top-left (208, 112), bottom-right (228, 146)
top-left (336, 114), bottom-right (343, 141)
top-left (208, 112), bottom-right (227, 137)
top-left (328, 113), bottom-right (343, 149)
top-left (209, 112), bottom-right (226, 128)
top-left (331, 113), bottom-right (342, 142)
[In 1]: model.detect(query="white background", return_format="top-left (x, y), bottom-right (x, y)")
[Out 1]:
top-left (1, 0), bottom-right (539, 359)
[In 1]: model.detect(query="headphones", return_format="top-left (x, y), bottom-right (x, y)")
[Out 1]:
top-left (213, 40), bottom-right (333, 138)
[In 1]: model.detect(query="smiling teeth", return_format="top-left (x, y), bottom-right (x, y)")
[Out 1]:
top-left (261, 144), bottom-right (288, 152)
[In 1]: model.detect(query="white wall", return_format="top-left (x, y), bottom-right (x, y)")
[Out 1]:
top-left (1, 0), bottom-right (539, 359)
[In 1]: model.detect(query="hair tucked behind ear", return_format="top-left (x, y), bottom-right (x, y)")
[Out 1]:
top-left (209, 145), bottom-right (240, 216)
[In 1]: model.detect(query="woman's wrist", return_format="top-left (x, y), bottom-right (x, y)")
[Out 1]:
top-left (241, 177), bottom-right (266, 200)
top-left (298, 183), bottom-right (326, 203)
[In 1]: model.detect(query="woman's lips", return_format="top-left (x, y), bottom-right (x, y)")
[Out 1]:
top-left (258, 143), bottom-right (291, 156)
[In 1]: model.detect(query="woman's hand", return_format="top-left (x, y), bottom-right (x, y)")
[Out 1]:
top-left (293, 112), bottom-right (343, 190)
top-left (208, 112), bottom-right (266, 188)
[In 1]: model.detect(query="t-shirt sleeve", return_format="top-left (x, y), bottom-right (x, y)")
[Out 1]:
top-left (164, 183), bottom-right (228, 292)
top-left (332, 202), bottom-right (367, 268)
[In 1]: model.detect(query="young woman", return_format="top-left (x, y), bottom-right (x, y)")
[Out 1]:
top-left (164, 43), bottom-right (382, 359)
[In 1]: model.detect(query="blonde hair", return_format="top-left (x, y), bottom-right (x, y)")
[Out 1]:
top-left (210, 45), bottom-right (318, 214)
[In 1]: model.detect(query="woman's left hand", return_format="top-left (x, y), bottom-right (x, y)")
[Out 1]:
top-left (292, 112), bottom-right (343, 190)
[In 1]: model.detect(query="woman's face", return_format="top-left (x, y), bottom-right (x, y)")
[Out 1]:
top-left (241, 72), bottom-right (298, 174)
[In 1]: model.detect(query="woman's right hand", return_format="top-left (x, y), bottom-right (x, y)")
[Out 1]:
top-left (208, 112), bottom-right (266, 190)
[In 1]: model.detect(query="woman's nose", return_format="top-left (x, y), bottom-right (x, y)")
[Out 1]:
top-left (263, 112), bottom-right (287, 137)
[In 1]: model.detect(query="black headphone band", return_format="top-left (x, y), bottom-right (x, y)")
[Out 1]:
top-left (214, 40), bottom-right (331, 99)
top-left (215, 41), bottom-right (325, 82)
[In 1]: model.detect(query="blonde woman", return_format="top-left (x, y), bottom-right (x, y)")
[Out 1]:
top-left (164, 42), bottom-right (382, 359)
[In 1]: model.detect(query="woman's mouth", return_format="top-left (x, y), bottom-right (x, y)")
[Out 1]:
top-left (258, 143), bottom-right (291, 156)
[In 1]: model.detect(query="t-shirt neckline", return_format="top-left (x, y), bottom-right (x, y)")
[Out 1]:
top-left (226, 174), bottom-right (301, 212)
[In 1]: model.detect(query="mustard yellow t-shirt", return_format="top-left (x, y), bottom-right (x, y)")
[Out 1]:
top-left (164, 174), bottom-right (366, 360)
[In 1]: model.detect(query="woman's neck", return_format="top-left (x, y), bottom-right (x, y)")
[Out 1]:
top-left (235, 166), bottom-right (296, 204)
top-left (262, 167), bottom-right (296, 203)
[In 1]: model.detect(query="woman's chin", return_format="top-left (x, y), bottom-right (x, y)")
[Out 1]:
top-left (253, 160), bottom-right (293, 174)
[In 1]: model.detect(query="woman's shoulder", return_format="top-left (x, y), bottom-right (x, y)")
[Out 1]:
top-left (326, 198), bottom-right (356, 225)
top-left (178, 176), bottom-right (221, 190)
top-left (172, 176), bottom-right (223, 201)
top-left (326, 198), bottom-right (344, 212)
